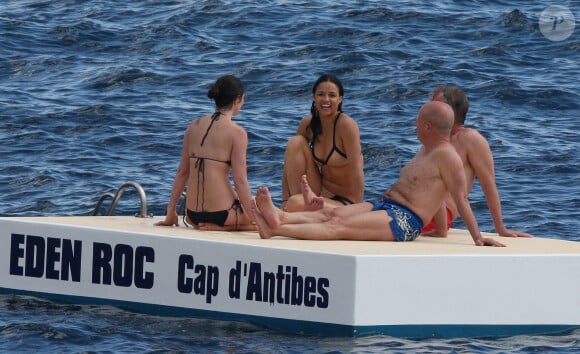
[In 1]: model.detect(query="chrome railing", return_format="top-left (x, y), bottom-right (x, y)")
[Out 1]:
top-left (92, 181), bottom-right (151, 218)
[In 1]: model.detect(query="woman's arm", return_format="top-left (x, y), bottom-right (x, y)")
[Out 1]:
top-left (230, 126), bottom-right (255, 223)
top-left (156, 130), bottom-right (190, 227)
top-left (340, 116), bottom-right (365, 202)
top-left (295, 115), bottom-right (312, 139)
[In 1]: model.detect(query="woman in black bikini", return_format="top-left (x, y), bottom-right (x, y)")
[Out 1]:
top-left (281, 74), bottom-right (364, 211)
top-left (156, 75), bottom-right (255, 230)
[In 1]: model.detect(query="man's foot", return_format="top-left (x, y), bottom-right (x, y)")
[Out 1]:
top-left (251, 201), bottom-right (273, 239)
top-left (255, 186), bottom-right (282, 229)
top-left (301, 175), bottom-right (324, 211)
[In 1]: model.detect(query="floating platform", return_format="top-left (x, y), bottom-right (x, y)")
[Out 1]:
top-left (1, 215), bottom-right (579, 338)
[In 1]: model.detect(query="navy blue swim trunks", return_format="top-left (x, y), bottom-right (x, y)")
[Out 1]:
top-left (371, 198), bottom-right (423, 241)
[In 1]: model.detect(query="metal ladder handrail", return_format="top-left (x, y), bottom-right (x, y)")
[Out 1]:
top-left (92, 192), bottom-right (116, 216)
top-left (92, 181), bottom-right (151, 218)
top-left (177, 191), bottom-right (187, 216)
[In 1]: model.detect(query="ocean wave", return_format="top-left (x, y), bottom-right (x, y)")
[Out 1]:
top-left (1, 1), bottom-right (579, 349)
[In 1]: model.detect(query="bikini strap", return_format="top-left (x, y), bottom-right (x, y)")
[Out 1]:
top-left (195, 111), bottom-right (221, 211)
top-left (194, 158), bottom-right (206, 211)
top-left (200, 112), bottom-right (221, 146)
top-left (332, 112), bottom-right (347, 159)
top-left (332, 112), bottom-right (339, 144)
top-left (230, 199), bottom-right (241, 230)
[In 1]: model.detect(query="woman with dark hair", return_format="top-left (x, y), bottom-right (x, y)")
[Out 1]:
top-left (156, 75), bottom-right (255, 230)
top-left (281, 74), bottom-right (364, 211)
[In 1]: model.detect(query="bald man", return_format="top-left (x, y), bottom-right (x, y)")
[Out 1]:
top-left (250, 101), bottom-right (505, 247)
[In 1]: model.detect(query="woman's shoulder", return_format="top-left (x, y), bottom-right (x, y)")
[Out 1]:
top-left (336, 112), bottom-right (361, 133)
top-left (184, 115), bottom-right (207, 135)
top-left (299, 114), bottom-right (313, 125)
top-left (230, 121), bottom-right (248, 134)
top-left (296, 115), bottom-right (313, 135)
top-left (187, 114), bottom-right (211, 126)
top-left (220, 121), bottom-right (248, 144)
top-left (338, 112), bottom-right (358, 124)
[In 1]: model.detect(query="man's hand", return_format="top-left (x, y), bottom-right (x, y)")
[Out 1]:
top-left (476, 237), bottom-right (506, 247)
top-left (497, 227), bottom-right (534, 238)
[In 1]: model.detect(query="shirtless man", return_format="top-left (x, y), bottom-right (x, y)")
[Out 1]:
top-left (252, 101), bottom-right (505, 247)
top-left (422, 86), bottom-right (533, 238)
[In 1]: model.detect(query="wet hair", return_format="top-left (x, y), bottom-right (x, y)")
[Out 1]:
top-left (309, 74), bottom-right (344, 142)
top-left (207, 75), bottom-right (244, 109)
top-left (431, 86), bottom-right (469, 125)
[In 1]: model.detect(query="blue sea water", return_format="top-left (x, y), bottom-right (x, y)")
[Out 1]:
top-left (1, 0), bottom-right (579, 352)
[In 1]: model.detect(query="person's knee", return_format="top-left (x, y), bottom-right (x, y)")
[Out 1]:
top-left (285, 195), bottom-right (304, 212)
top-left (286, 135), bottom-right (308, 153)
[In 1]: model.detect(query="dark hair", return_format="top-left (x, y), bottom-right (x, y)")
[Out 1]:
top-left (207, 75), bottom-right (244, 109)
top-left (309, 74), bottom-right (344, 142)
top-left (431, 86), bottom-right (469, 125)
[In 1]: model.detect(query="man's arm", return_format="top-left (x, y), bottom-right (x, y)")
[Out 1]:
top-left (442, 148), bottom-right (505, 247)
top-left (466, 131), bottom-right (533, 237)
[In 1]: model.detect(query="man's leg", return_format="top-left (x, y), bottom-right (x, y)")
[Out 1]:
top-left (256, 187), bottom-right (332, 228)
top-left (254, 189), bottom-right (395, 241)
top-left (258, 186), bottom-right (373, 226)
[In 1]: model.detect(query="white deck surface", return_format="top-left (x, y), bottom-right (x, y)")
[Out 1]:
top-left (11, 215), bottom-right (579, 256)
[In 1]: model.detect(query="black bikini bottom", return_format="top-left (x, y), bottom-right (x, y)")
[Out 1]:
top-left (187, 209), bottom-right (228, 226)
top-left (331, 194), bottom-right (355, 205)
top-left (186, 199), bottom-right (241, 227)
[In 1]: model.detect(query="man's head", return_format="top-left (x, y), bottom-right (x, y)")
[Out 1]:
top-left (430, 86), bottom-right (469, 125)
top-left (416, 101), bottom-right (454, 142)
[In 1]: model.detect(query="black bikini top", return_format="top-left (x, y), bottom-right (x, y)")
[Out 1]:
top-left (310, 112), bottom-right (347, 165)
top-left (190, 112), bottom-right (232, 165)
top-left (190, 112), bottom-right (231, 210)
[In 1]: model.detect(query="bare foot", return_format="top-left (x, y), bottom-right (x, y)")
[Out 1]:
top-left (255, 186), bottom-right (282, 229)
top-left (305, 196), bottom-right (324, 211)
top-left (301, 175), bottom-right (324, 211)
top-left (251, 201), bottom-right (273, 239)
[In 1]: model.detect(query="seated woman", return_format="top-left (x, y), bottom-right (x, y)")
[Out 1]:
top-left (281, 74), bottom-right (364, 212)
top-left (156, 75), bottom-right (255, 231)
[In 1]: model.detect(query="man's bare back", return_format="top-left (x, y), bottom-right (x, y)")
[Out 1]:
top-left (424, 86), bottom-right (533, 238)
